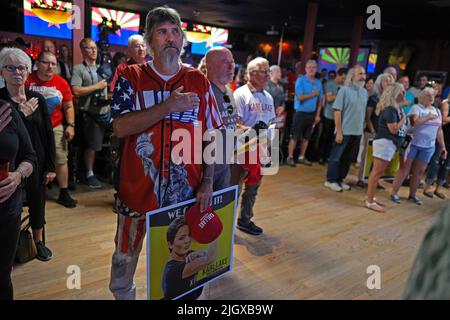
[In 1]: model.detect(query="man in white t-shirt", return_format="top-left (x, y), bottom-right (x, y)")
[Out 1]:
top-left (232, 57), bottom-right (275, 235)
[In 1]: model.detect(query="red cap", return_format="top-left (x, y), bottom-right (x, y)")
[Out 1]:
top-left (185, 203), bottom-right (223, 244)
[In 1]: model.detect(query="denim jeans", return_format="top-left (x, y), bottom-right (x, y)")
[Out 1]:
top-left (326, 135), bottom-right (362, 183)
top-left (425, 143), bottom-right (450, 186)
top-left (318, 117), bottom-right (335, 161)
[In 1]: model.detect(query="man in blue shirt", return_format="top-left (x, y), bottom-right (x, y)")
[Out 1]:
top-left (287, 60), bottom-right (323, 167)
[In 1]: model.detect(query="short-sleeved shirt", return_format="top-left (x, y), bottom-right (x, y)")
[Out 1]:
top-left (408, 104), bottom-right (442, 148)
top-left (234, 84), bottom-right (275, 127)
top-left (71, 62), bottom-right (107, 111)
top-left (375, 106), bottom-right (402, 147)
top-left (265, 80), bottom-right (285, 109)
top-left (323, 80), bottom-right (340, 120)
top-left (211, 83), bottom-right (238, 180)
top-left (333, 84), bottom-right (368, 136)
top-left (367, 94), bottom-right (380, 132)
top-left (111, 63), bottom-right (222, 216)
top-left (404, 91), bottom-right (415, 115)
top-left (25, 72), bottom-right (73, 128)
top-left (294, 75), bottom-right (323, 113)
top-left (162, 254), bottom-right (196, 299)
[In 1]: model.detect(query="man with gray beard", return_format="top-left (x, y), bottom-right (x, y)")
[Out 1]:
top-left (108, 6), bottom-right (223, 300)
top-left (324, 66), bottom-right (368, 192)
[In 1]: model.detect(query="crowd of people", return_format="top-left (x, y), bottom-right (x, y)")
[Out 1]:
top-left (0, 5), bottom-right (449, 300)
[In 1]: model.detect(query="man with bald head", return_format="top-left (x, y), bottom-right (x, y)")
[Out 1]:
top-left (205, 47), bottom-right (239, 190)
top-left (384, 66), bottom-right (398, 82)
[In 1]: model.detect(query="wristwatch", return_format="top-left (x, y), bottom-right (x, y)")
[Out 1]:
top-left (68, 122), bottom-right (75, 128)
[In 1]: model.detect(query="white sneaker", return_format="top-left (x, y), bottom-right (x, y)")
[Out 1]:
top-left (340, 182), bottom-right (351, 191)
top-left (324, 181), bottom-right (343, 192)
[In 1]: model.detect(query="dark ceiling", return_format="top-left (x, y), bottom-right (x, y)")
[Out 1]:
top-left (92, 0), bottom-right (450, 41)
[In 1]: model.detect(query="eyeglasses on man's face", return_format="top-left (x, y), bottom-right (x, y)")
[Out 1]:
top-left (3, 65), bottom-right (27, 73)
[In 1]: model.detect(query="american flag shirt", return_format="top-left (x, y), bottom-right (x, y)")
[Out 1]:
top-left (111, 63), bottom-right (222, 216)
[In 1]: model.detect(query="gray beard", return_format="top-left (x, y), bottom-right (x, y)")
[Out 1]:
top-left (161, 49), bottom-right (179, 66)
top-left (355, 81), bottom-right (365, 88)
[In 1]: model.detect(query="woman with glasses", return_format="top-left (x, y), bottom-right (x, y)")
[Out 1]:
top-left (0, 48), bottom-right (56, 261)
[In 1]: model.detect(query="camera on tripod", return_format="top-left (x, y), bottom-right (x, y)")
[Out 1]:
top-left (96, 17), bottom-right (120, 82)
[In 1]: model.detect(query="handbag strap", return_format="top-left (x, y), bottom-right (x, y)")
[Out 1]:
top-left (20, 214), bottom-right (31, 231)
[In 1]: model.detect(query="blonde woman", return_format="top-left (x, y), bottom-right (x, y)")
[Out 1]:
top-left (391, 87), bottom-right (447, 205)
top-left (356, 73), bottom-right (394, 189)
top-left (365, 83), bottom-right (407, 212)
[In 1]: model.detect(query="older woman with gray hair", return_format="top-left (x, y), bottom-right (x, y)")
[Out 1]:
top-left (0, 47), bottom-right (55, 261)
top-left (391, 87), bottom-right (447, 205)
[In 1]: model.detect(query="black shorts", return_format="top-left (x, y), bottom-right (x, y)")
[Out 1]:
top-left (290, 111), bottom-right (316, 142)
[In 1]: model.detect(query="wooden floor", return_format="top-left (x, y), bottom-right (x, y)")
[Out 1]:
top-left (12, 164), bottom-right (447, 300)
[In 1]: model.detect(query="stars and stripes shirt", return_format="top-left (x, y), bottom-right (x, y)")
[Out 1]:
top-left (111, 63), bottom-right (222, 216)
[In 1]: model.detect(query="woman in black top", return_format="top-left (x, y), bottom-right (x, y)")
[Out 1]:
top-left (0, 100), bottom-right (36, 300)
top-left (162, 216), bottom-right (217, 300)
top-left (0, 48), bottom-right (56, 261)
top-left (365, 83), bottom-right (407, 212)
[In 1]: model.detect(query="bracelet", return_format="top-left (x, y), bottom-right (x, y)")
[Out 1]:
top-left (67, 122), bottom-right (75, 128)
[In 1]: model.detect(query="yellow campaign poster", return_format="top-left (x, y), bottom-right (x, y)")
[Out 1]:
top-left (146, 186), bottom-right (238, 300)
top-left (363, 139), bottom-right (400, 181)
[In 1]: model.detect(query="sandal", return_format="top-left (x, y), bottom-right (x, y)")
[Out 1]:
top-left (408, 195), bottom-right (423, 205)
top-left (434, 191), bottom-right (446, 199)
top-left (365, 200), bottom-right (385, 212)
top-left (372, 197), bottom-right (386, 207)
top-left (423, 190), bottom-right (434, 198)
top-left (390, 194), bottom-right (401, 204)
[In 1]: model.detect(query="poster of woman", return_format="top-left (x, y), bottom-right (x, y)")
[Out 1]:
top-left (146, 186), bottom-right (238, 300)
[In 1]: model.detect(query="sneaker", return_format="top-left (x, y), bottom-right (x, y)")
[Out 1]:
top-left (408, 195), bottom-right (422, 205)
top-left (324, 181), bottom-right (343, 192)
top-left (390, 194), bottom-right (401, 204)
top-left (86, 175), bottom-right (102, 189)
top-left (286, 157), bottom-right (296, 167)
top-left (443, 182), bottom-right (450, 189)
top-left (340, 182), bottom-right (351, 191)
top-left (35, 241), bottom-right (53, 261)
top-left (237, 221), bottom-right (263, 235)
top-left (297, 157), bottom-right (312, 166)
top-left (57, 190), bottom-right (78, 208)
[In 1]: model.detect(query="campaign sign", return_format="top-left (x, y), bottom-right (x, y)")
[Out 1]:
top-left (146, 186), bottom-right (238, 300)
